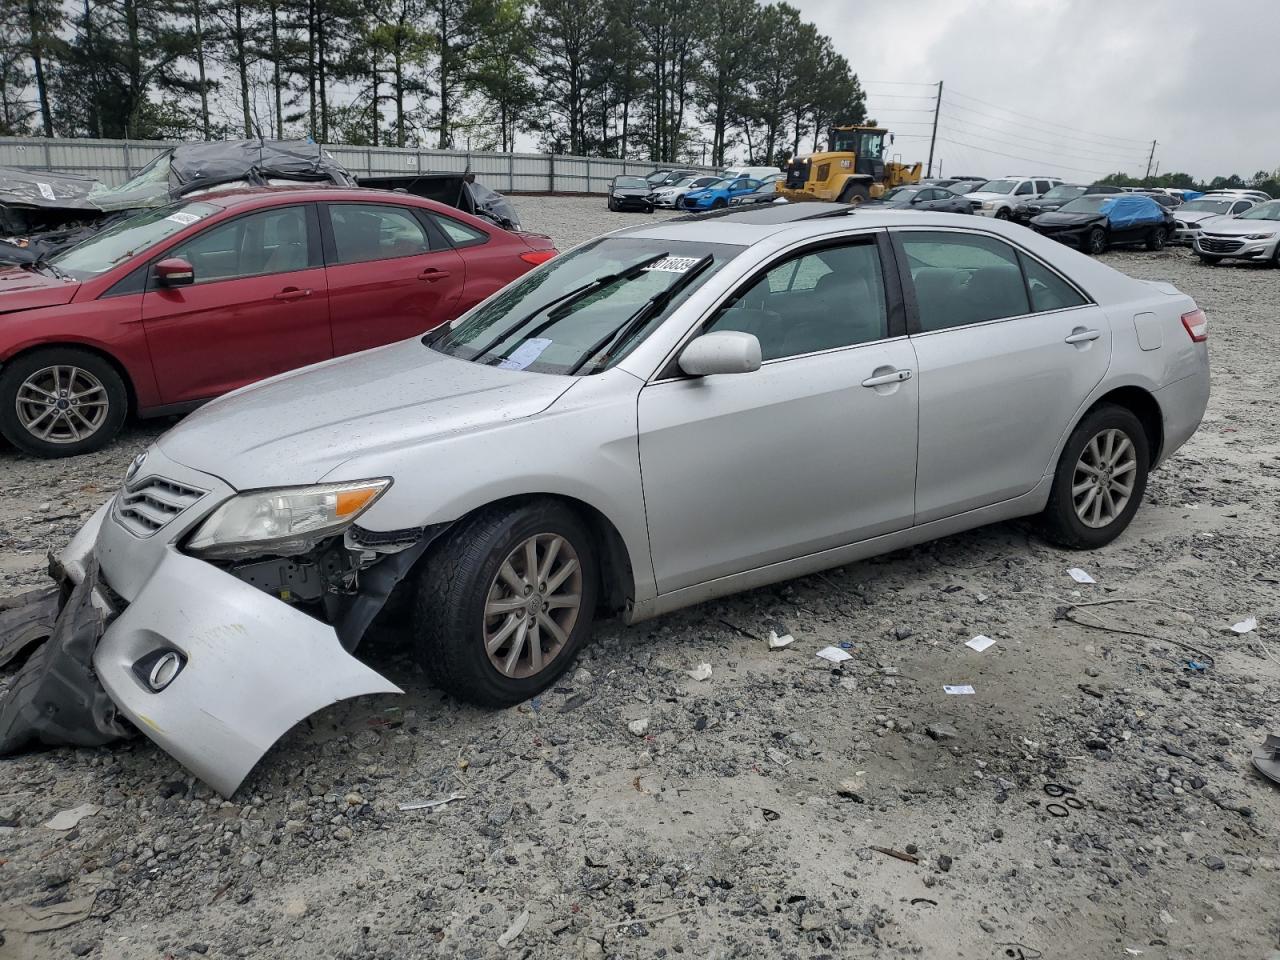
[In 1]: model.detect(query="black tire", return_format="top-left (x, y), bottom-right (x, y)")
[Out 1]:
top-left (0, 347), bottom-right (128, 458)
top-left (1039, 404), bottom-right (1151, 550)
top-left (1197, 253), bottom-right (1221, 266)
top-left (1084, 227), bottom-right (1107, 256)
top-left (712, 198), bottom-right (728, 210)
top-left (837, 182), bottom-right (871, 206)
top-left (994, 207), bottom-right (1011, 220)
top-left (413, 500), bottom-right (599, 707)
top-left (607, 199), bottom-right (617, 211)
top-left (1145, 226), bottom-right (1167, 251)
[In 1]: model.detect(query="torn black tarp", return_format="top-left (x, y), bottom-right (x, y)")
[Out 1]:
top-left (357, 172), bottom-right (522, 230)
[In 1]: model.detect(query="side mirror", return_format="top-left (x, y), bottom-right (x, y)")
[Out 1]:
top-left (910, 194), bottom-right (924, 204)
top-left (155, 257), bottom-right (195, 287)
top-left (678, 331), bottom-right (762, 377)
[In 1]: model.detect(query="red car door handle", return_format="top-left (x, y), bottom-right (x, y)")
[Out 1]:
top-left (274, 287), bottom-right (311, 301)
top-left (419, 268), bottom-right (452, 282)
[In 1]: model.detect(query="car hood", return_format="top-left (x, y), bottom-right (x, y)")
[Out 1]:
top-left (964, 191), bottom-right (1012, 202)
top-left (1176, 210), bottom-right (1228, 225)
top-left (1032, 211), bottom-right (1104, 227)
top-left (614, 187), bottom-right (650, 196)
top-left (0, 266), bottom-right (81, 314)
top-left (157, 339), bottom-right (576, 489)
top-left (1199, 218), bottom-right (1280, 237)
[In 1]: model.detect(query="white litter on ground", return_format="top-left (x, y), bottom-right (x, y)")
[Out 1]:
top-left (1232, 617), bottom-right (1258, 634)
top-left (815, 646), bottom-right (852, 663)
top-left (965, 635), bottom-right (996, 653)
top-left (943, 685), bottom-right (976, 695)
top-left (1068, 567), bottom-right (1096, 584)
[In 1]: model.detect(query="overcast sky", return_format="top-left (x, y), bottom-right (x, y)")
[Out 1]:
top-left (791, 0), bottom-right (1280, 182)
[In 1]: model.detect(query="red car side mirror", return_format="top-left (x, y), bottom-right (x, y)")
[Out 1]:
top-left (155, 257), bottom-right (195, 287)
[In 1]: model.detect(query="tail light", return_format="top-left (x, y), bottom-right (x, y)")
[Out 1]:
top-left (519, 250), bottom-right (557, 266)
top-left (1181, 308), bottom-right (1208, 342)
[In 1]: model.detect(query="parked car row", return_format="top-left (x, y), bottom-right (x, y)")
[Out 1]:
top-left (609, 166), bottom-right (787, 214)
top-left (0, 188), bottom-right (556, 457)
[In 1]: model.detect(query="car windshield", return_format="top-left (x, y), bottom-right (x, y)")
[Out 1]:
top-left (1237, 200), bottom-right (1280, 221)
top-left (644, 171), bottom-right (669, 184)
top-left (1059, 196), bottom-right (1112, 213)
top-left (1181, 199), bottom-right (1234, 213)
top-left (668, 177), bottom-right (696, 188)
top-left (1042, 185), bottom-right (1085, 200)
top-left (48, 201), bottom-right (220, 280)
top-left (948, 182), bottom-right (982, 194)
top-left (883, 187), bottom-right (921, 200)
top-left (614, 177), bottom-right (648, 189)
top-left (428, 237), bottom-right (743, 375)
top-left (705, 178), bottom-right (733, 190)
top-left (976, 179), bottom-right (1017, 194)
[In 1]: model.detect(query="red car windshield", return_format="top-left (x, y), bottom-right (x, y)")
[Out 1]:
top-left (49, 202), bottom-right (219, 280)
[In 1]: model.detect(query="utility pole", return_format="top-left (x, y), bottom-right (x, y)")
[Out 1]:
top-left (1144, 139), bottom-right (1157, 180)
top-left (926, 80), bottom-right (943, 178)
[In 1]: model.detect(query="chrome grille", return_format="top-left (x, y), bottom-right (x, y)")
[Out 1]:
top-left (114, 475), bottom-right (207, 537)
top-left (1198, 236), bottom-right (1244, 253)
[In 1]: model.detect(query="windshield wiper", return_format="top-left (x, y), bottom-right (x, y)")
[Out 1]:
top-left (31, 257), bottom-right (70, 280)
top-left (566, 254), bottom-right (714, 376)
top-left (467, 252), bottom-right (669, 364)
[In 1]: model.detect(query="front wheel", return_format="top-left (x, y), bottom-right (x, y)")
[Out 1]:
top-left (0, 348), bottom-right (128, 458)
top-left (711, 198), bottom-right (728, 210)
top-left (1145, 226), bottom-right (1168, 251)
top-left (413, 501), bottom-right (598, 707)
top-left (994, 207), bottom-right (1011, 220)
top-left (1039, 405), bottom-right (1150, 549)
top-left (837, 182), bottom-right (871, 206)
top-left (1084, 227), bottom-right (1108, 256)
top-left (607, 199), bottom-right (617, 212)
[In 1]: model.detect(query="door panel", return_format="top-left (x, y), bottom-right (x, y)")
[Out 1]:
top-left (896, 229), bottom-right (1111, 523)
top-left (141, 205), bottom-right (332, 405)
top-left (638, 341), bottom-right (920, 593)
top-left (323, 202), bottom-right (466, 355)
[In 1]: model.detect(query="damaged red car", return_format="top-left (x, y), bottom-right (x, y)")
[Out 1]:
top-left (0, 187), bottom-right (555, 457)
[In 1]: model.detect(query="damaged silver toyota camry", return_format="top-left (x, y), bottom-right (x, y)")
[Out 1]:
top-left (0, 204), bottom-right (1210, 796)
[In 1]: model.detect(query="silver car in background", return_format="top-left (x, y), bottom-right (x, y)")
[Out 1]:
top-left (1, 204), bottom-right (1210, 796)
top-left (651, 175), bottom-right (720, 207)
top-left (1172, 195), bottom-right (1257, 245)
top-left (1193, 198), bottom-right (1280, 264)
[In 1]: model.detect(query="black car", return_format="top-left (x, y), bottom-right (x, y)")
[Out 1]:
top-left (728, 180), bottom-right (779, 206)
top-left (608, 176), bottom-right (655, 213)
top-left (1012, 183), bottom-right (1123, 224)
top-left (1136, 190), bottom-right (1182, 209)
top-left (1030, 194), bottom-right (1174, 254)
top-left (644, 169), bottom-right (673, 186)
top-left (655, 168), bottom-right (701, 187)
top-left (866, 184), bottom-right (972, 214)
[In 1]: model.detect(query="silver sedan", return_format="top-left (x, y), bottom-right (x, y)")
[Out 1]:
top-left (2, 205), bottom-right (1210, 795)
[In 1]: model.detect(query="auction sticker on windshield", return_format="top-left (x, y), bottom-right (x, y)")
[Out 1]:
top-left (166, 211), bottom-right (203, 226)
top-left (497, 337), bottom-right (553, 370)
top-left (644, 256), bottom-right (701, 273)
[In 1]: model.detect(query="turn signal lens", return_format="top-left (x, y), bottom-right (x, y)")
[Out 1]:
top-left (519, 250), bottom-right (557, 266)
top-left (1181, 308), bottom-right (1208, 343)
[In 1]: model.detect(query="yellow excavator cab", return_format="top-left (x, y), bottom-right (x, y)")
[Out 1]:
top-left (777, 125), bottom-right (923, 204)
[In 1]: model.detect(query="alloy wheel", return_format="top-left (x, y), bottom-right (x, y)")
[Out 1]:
top-left (14, 365), bottom-right (110, 445)
top-left (1072, 428), bottom-right (1138, 528)
top-left (482, 533), bottom-right (583, 679)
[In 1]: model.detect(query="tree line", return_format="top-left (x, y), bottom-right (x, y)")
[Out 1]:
top-left (1099, 169), bottom-right (1280, 198)
top-left (0, 0), bottom-right (867, 167)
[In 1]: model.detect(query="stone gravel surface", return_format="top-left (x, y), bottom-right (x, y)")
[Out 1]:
top-left (1, 197), bottom-right (1278, 959)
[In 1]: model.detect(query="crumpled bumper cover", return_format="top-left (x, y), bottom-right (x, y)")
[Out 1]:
top-left (3, 496), bottom-right (403, 797)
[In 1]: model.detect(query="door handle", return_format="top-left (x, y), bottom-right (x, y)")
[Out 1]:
top-left (861, 368), bottom-right (912, 388)
top-left (1064, 328), bottom-right (1101, 344)
top-left (419, 268), bottom-right (452, 282)
top-left (273, 287), bottom-right (311, 301)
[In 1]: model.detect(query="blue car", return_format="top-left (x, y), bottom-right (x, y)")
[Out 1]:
top-left (679, 177), bottom-right (763, 211)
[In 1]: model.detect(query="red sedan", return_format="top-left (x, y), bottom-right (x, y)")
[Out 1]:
top-left (0, 187), bottom-right (556, 457)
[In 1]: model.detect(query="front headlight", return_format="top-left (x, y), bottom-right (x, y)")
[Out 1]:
top-left (186, 479), bottom-right (391, 559)
top-left (613, 192), bottom-right (625, 199)
top-left (982, 200), bottom-right (995, 210)
top-left (1244, 233), bottom-right (1276, 240)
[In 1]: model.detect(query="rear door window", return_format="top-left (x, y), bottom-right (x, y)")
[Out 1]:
top-left (896, 231), bottom-right (1030, 332)
top-left (326, 203), bottom-right (435, 264)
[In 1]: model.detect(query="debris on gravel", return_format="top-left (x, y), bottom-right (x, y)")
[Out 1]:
top-left (1, 200), bottom-right (1278, 958)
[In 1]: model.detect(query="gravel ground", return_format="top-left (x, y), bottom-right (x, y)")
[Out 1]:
top-left (1, 197), bottom-right (1278, 960)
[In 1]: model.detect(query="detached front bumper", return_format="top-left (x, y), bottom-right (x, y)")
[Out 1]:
top-left (4, 449), bottom-right (406, 797)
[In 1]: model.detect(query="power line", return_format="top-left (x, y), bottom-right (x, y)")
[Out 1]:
top-left (862, 79), bottom-right (939, 87)
top-left (945, 87), bottom-right (1150, 147)
top-left (934, 136), bottom-right (1122, 177)
top-left (939, 98), bottom-right (1152, 155)
top-left (935, 120), bottom-right (1147, 168)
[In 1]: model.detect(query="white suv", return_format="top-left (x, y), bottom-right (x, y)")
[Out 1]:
top-left (966, 176), bottom-right (1063, 219)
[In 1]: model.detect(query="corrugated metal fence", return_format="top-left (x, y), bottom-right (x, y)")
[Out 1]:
top-left (0, 137), bottom-right (717, 194)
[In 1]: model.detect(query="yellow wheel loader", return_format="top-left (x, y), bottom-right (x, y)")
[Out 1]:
top-left (777, 126), bottom-right (923, 205)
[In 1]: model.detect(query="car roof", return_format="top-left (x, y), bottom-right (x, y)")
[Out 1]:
top-left (183, 185), bottom-right (454, 209)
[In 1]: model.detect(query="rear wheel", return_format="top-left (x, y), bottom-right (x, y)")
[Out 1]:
top-left (413, 501), bottom-right (598, 707)
top-left (1145, 226), bottom-right (1168, 251)
top-left (837, 182), bottom-right (871, 206)
top-left (1084, 227), bottom-right (1108, 255)
top-left (0, 348), bottom-right (128, 458)
top-left (1039, 405), bottom-right (1150, 549)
